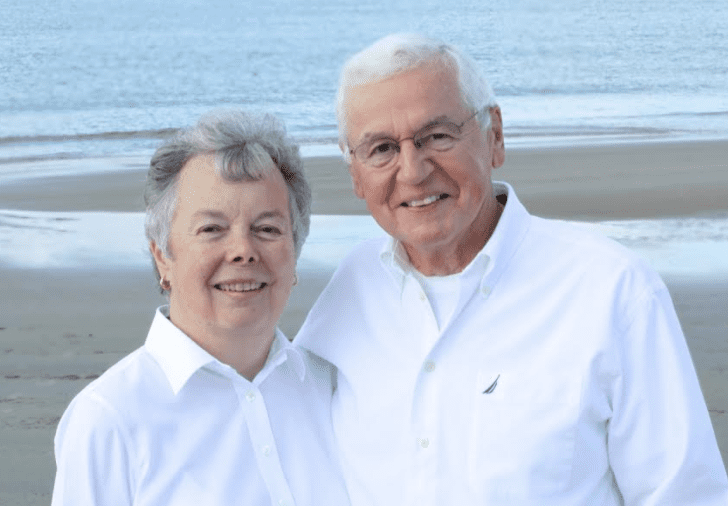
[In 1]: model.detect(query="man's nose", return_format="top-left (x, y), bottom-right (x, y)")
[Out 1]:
top-left (395, 139), bottom-right (432, 184)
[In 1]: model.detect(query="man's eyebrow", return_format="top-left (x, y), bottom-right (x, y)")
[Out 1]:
top-left (418, 115), bottom-right (452, 129)
top-left (356, 115), bottom-right (453, 144)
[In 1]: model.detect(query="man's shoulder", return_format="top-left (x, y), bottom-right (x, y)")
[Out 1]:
top-left (294, 235), bottom-right (391, 356)
top-left (340, 235), bottom-right (388, 265)
top-left (327, 235), bottom-right (389, 284)
top-left (530, 215), bottom-right (636, 260)
top-left (525, 214), bottom-right (665, 292)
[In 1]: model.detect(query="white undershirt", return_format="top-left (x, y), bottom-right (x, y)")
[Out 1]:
top-left (413, 270), bottom-right (461, 330)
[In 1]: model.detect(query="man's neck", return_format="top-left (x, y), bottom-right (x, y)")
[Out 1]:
top-left (405, 197), bottom-right (505, 276)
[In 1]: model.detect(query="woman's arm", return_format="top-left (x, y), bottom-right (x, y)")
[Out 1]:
top-left (51, 390), bottom-right (135, 505)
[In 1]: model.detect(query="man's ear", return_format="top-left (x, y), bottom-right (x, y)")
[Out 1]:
top-left (341, 140), bottom-right (366, 200)
top-left (349, 164), bottom-right (366, 200)
top-left (150, 241), bottom-right (171, 280)
top-left (489, 106), bottom-right (505, 169)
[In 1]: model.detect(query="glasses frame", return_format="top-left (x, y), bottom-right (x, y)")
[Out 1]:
top-left (348, 108), bottom-right (482, 169)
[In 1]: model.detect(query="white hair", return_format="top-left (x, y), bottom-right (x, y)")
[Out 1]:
top-left (336, 33), bottom-right (499, 162)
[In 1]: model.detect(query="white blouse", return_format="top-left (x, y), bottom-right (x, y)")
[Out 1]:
top-left (52, 307), bottom-right (350, 506)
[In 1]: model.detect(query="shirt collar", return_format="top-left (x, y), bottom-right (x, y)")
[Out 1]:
top-left (378, 181), bottom-right (530, 293)
top-left (145, 307), bottom-right (306, 395)
top-left (257, 328), bottom-right (307, 384)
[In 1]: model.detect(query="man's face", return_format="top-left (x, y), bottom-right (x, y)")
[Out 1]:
top-left (345, 65), bottom-right (504, 271)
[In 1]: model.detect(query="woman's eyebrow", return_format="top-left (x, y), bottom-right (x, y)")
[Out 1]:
top-left (255, 210), bottom-right (287, 222)
top-left (190, 209), bottom-right (227, 222)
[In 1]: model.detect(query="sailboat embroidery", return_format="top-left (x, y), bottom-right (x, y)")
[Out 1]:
top-left (482, 373), bottom-right (500, 394)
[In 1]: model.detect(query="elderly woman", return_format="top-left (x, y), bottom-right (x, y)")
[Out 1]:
top-left (51, 110), bottom-right (350, 505)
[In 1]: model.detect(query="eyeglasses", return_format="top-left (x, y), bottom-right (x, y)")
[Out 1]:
top-left (349, 109), bottom-right (481, 169)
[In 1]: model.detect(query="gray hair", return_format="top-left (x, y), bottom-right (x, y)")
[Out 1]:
top-left (144, 110), bottom-right (311, 288)
top-left (336, 33), bottom-right (499, 163)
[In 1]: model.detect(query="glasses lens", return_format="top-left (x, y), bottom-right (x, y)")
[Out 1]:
top-left (414, 123), bottom-right (461, 151)
top-left (358, 140), bottom-right (398, 168)
top-left (353, 113), bottom-right (475, 168)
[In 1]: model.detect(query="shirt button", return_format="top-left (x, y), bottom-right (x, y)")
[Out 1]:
top-left (245, 390), bottom-right (256, 402)
top-left (262, 445), bottom-right (271, 457)
top-left (418, 437), bottom-right (430, 448)
top-left (419, 292), bottom-right (427, 302)
top-left (424, 361), bottom-right (436, 373)
top-left (278, 500), bottom-right (287, 506)
top-left (481, 285), bottom-right (492, 297)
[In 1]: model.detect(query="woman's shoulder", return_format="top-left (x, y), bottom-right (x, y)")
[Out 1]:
top-left (62, 345), bottom-right (167, 426)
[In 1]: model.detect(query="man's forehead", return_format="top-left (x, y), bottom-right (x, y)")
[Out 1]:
top-left (345, 66), bottom-right (464, 140)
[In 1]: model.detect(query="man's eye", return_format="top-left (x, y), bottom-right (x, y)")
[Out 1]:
top-left (419, 129), bottom-right (457, 148)
top-left (427, 130), bottom-right (455, 141)
top-left (369, 141), bottom-right (395, 157)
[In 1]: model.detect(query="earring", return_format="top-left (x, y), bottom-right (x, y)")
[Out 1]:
top-left (160, 277), bottom-right (170, 291)
top-left (293, 273), bottom-right (298, 286)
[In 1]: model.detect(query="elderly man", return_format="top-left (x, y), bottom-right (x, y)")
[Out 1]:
top-left (296, 34), bottom-right (727, 504)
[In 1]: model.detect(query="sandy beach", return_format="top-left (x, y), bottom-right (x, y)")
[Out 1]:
top-left (1, 140), bottom-right (727, 504)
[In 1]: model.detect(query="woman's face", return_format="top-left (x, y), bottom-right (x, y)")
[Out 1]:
top-left (152, 154), bottom-right (296, 341)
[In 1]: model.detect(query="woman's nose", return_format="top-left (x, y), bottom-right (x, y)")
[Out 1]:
top-left (228, 232), bottom-right (259, 264)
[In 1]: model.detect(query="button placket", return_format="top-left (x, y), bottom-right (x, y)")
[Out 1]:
top-left (234, 381), bottom-right (296, 506)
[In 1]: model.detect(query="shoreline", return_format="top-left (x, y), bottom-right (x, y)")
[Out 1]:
top-left (1, 139), bottom-right (727, 219)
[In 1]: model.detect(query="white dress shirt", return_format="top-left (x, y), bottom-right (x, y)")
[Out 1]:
top-left (295, 182), bottom-right (728, 505)
top-left (52, 307), bottom-right (350, 506)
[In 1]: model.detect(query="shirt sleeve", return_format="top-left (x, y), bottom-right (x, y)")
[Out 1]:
top-left (608, 286), bottom-right (728, 505)
top-left (51, 390), bottom-right (135, 506)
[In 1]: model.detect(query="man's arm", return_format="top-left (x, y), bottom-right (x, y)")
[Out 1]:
top-left (608, 286), bottom-right (727, 504)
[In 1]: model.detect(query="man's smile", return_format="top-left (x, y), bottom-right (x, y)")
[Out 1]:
top-left (401, 193), bottom-right (449, 208)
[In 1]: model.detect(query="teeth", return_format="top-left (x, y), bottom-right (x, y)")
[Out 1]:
top-left (216, 282), bottom-right (265, 292)
top-left (406, 194), bottom-right (444, 207)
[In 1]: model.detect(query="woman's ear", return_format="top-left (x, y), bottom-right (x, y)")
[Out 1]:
top-left (150, 241), bottom-right (170, 280)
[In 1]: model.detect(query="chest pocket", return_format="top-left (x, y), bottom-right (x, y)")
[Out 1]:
top-left (468, 368), bottom-right (583, 500)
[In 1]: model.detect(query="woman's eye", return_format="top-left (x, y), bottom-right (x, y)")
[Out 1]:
top-left (258, 225), bottom-right (282, 235)
top-left (200, 225), bottom-right (222, 233)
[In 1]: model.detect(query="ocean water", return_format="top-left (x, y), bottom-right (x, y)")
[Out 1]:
top-left (2, 0), bottom-right (727, 278)
top-left (1, 0), bottom-right (727, 168)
